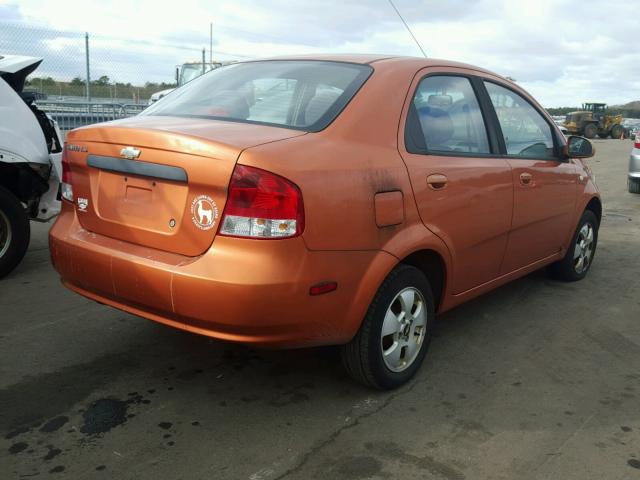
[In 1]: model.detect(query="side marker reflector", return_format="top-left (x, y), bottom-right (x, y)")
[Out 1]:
top-left (309, 281), bottom-right (338, 296)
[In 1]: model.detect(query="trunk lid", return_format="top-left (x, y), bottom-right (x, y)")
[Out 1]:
top-left (65, 116), bottom-right (305, 256)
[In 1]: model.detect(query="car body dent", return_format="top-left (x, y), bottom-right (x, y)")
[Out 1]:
top-left (0, 76), bottom-right (49, 166)
top-left (0, 56), bottom-right (63, 223)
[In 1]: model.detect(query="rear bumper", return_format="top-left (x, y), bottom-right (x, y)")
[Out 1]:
top-left (49, 203), bottom-right (395, 347)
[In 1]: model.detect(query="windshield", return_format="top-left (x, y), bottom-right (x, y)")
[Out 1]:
top-left (143, 60), bottom-right (372, 131)
top-left (179, 64), bottom-right (209, 85)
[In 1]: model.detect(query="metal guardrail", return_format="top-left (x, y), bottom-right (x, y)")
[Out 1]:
top-left (37, 102), bottom-right (148, 131)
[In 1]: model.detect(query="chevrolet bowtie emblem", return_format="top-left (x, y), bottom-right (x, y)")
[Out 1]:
top-left (120, 146), bottom-right (141, 159)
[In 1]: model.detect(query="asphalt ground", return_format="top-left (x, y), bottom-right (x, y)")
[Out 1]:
top-left (1, 139), bottom-right (639, 480)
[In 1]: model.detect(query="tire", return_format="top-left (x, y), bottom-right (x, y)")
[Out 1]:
top-left (611, 125), bottom-right (624, 140)
top-left (583, 124), bottom-right (597, 139)
top-left (629, 177), bottom-right (640, 194)
top-left (548, 210), bottom-right (598, 282)
top-left (340, 265), bottom-right (435, 390)
top-left (0, 186), bottom-right (31, 279)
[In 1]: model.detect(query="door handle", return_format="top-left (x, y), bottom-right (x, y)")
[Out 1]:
top-left (519, 172), bottom-right (533, 186)
top-left (427, 174), bottom-right (448, 190)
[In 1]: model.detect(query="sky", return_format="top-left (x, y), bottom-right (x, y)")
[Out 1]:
top-left (1, 0), bottom-right (639, 107)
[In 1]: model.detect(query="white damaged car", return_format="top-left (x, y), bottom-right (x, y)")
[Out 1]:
top-left (0, 55), bottom-right (62, 277)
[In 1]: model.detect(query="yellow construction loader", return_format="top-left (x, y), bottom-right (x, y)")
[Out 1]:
top-left (563, 103), bottom-right (624, 139)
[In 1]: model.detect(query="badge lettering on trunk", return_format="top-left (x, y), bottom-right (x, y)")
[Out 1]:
top-left (66, 144), bottom-right (87, 152)
top-left (191, 195), bottom-right (219, 231)
top-left (120, 146), bottom-right (141, 159)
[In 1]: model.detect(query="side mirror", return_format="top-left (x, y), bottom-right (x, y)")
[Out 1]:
top-left (564, 135), bottom-right (595, 159)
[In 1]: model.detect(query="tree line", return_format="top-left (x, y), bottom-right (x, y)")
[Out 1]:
top-left (24, 76), bottom-right (176, 101)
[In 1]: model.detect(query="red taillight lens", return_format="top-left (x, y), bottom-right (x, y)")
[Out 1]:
top-left (61, 148), bottom-right (74, 202)
top-left (634, 140), bottom-right (640, 149)
top-left (219, 165), bottom-right (304, 239)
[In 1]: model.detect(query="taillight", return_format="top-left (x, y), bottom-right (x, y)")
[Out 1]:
top-left (61, 148), bottom-right (74, 202)
top-left (635, 139), bottom-right (640, 149)
top-left (219, 165), bottom-right (304, 239)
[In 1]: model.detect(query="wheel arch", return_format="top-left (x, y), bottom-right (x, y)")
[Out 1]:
top-left (0, 162), bottom-right (22, 200)
top-left (343, 222), bottom-right (453, 341)
top-left (398, 249), bottom-right (447, 312)
top-left (0, 161), bottom-right (48, 207)
top-left (585, 196), bottom-right (602, 225)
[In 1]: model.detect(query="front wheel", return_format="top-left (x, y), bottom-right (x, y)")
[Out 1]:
top-left (0, 186), bottom-right (31, 279)
top-left (611, 124), bottom-right (624, 140)
top-left (548, 210), bottom-right (599, 281)
top-left (341, 265), bottom-right (434, 390)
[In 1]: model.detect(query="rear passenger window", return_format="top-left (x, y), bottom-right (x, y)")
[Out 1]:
top-left (407, 76), bottom-right (490, 155)
top-left (484, 82), bottom-right (557, 160)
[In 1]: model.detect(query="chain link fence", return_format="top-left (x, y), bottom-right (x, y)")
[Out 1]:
top-left (1, 20), bottom-right (247, 133)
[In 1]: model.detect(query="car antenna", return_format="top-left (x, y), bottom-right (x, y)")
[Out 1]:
top-left (387, 0), bottom-right (428, 58)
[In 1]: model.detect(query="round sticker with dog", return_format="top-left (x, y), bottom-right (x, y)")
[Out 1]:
top-left (191, 195), bottom-right (219, 230)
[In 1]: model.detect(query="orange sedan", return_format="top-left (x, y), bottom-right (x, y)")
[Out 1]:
top-left (49, 55), bottom-right (601, 389)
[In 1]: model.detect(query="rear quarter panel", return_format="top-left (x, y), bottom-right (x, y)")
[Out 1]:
top-left (238, 59), bottom-right (441, 256)
top-left (237, 59), bottom-right (453, 324)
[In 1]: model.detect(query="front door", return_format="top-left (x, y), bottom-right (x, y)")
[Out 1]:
top-left (482, 81), bottom-right (578, 273)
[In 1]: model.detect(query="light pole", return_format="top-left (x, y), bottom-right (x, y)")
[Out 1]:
top-left (85, 32), bottom-right (91, 102)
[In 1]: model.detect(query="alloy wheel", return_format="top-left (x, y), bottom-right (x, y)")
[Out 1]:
top-left (574, 223), bottom-right (594, 274)
top-left (380, 287), bottom-right (427, 373)
top-left (0, 209), bottom-right (12, 259)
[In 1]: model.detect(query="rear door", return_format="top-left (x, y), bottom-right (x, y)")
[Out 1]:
top-left (399, 70), bottom-right (513, 294)
top-left (481, 81), bottom-right (578, 273)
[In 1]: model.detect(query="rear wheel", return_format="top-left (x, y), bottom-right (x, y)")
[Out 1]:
top-left (341, 265), bottom-right (434, 390)
top-left (0, 186), bottom-right (30, 279)
top-left (629, 177), bottom-right (640, 194)
top-left (548, 210), bottom-right (598, 282)
top-left (583, 124), bottom-right (597, 139)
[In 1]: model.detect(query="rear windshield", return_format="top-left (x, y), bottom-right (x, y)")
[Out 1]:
top-left (142, 60), bottom-right (373, 132)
